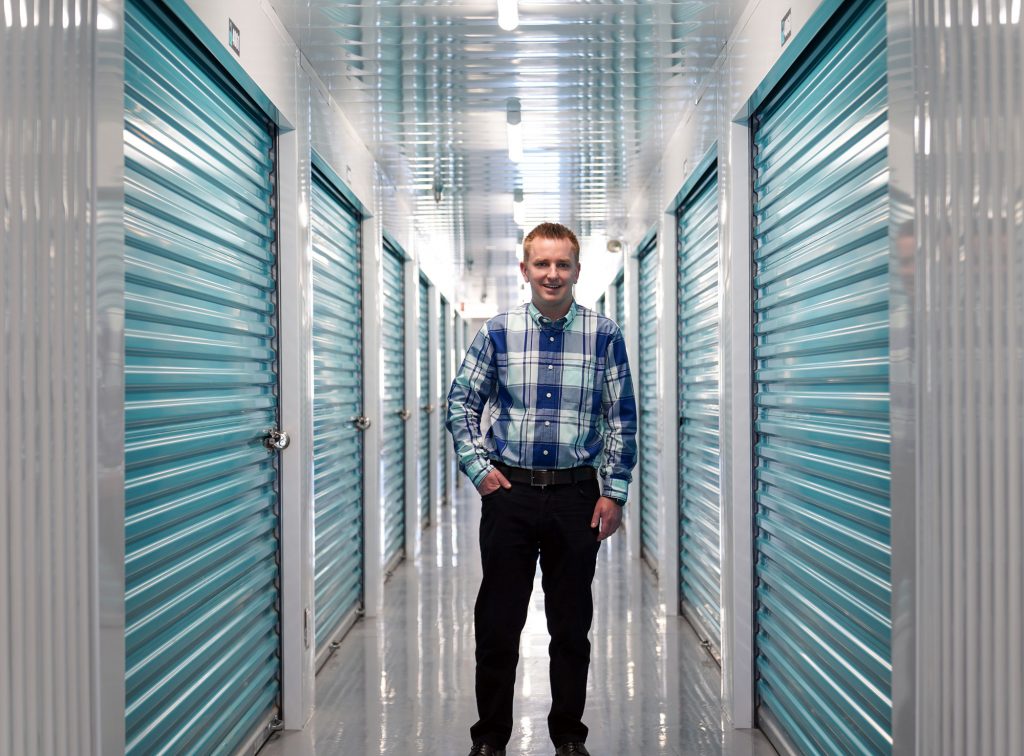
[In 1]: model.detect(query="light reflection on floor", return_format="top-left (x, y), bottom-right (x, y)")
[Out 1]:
top-left (261, 487), bottom-right (777, 756)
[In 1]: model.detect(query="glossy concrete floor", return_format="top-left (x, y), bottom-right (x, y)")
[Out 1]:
top-left (262, 485), bottom-right (777, 756)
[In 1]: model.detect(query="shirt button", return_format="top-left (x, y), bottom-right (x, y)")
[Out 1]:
top-left (544, 421), bottom-right (551, 426)
top-left (549, 336), bottom-right (555, 342)
top-left (543, 450), bottom-right (549, 456)
top-left (545, 392), bottom-right (552, 398)
top-left (548, 365), bottom-right (553, 370)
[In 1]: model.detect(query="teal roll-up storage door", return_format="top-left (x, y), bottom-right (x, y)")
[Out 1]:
top-left (676, 163), bottom-right (722, 658)
top-left (418, 274), bottom-right (431, 527)
top-left (596, 294), bottom-right (606, 317)
top-left (311, 165), bottom-right (363, 663)
top-left (439, 298), bottom-right (450, 505)
top-left (123, 1), bottom-right (281, 752)
top-left (382, 241), bottom-right (408, 568)
top-left (637, 234), bottom-right (659, 571)
top-left (751, 0), bottom-right (891, 751)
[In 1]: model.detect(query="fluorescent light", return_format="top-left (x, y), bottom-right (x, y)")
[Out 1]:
top-left (507, 122), bottom-right (523, 163)
top-left (497, 0), bottom-right (518, 31)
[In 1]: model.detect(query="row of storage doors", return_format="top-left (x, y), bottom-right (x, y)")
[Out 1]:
top-left (122, 1), bottom-right (461, 750)
top-left (663, 0), bottom-right (893, 753)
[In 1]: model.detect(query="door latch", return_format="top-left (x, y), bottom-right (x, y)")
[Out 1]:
top-left (263, 429), bottom-right (290, 451)
top-left (352, 415), bottom-right (371, 430)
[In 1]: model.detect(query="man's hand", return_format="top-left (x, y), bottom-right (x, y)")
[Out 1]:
top-left (477, 468), bottom-right (512, 496)
top-left (591, 497), bottom-right (623, 541)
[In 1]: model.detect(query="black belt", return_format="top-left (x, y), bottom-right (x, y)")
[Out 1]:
top-left (493, 462), bottom-right (596, 488)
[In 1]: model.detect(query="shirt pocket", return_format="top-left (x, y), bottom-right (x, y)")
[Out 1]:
top-left (560, 354), bottom-right (604, 408)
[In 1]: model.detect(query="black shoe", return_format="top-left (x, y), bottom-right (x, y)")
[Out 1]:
top-left (555, 744), bottom-right (590, 756)
top-left (467, 743), bottom-right (505, 756)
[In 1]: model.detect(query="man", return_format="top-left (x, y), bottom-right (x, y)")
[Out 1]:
top-left (446, 222), bottom-right (638, 756)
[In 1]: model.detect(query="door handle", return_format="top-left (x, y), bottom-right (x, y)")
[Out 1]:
top-left (422, 403), bottom-right (434, 414)
top-left (352, 416), bottom-right (371, 431)
top-left (398, 409), bottom-right (411, 421)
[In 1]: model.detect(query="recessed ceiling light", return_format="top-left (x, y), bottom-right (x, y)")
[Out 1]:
top-left (497, 0), bottom-right (519, 31)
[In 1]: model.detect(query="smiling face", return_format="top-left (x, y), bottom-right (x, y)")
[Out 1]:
top-left (520, 235), bottom-right (581, 319)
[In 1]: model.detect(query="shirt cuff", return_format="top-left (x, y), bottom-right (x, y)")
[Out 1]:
top-left (600, 477), bottom-right (629, 502)
top-left (466, 458), bottom-right (494, 488)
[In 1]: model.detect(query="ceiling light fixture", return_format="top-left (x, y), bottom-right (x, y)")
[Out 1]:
top-left (497, 0), bottom-right (519, 31)
top-left (506, 97), bottom-right (523, 163)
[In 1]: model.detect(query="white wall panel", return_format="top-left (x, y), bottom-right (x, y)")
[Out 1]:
top-left (1, 1), bottom-right (124, 753)
top-left (307, 60), bottom-right (378, 217)
top-left (891, 1), bottom-right (1024, 753)
top-left (179, 0), bottom-right (299, 127)
top-left (278, 88), bottom-right (316, 731)
top-left (361, 212), bottom-right (386, 619)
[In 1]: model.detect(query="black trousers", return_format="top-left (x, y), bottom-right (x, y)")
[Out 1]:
top-left (470, 478), bottom-right (602, 749)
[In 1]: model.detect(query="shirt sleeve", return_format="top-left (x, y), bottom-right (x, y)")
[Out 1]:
top-left (445, 323), bottom-right (497, 488)
top-left (598, 328), bottom-right (638, 501)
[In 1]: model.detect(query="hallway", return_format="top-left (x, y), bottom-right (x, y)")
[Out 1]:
top-left (263, 488), bottom-right (776, 756)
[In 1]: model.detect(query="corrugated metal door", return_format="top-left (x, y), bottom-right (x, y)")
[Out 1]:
top-left (596, 294), bottom-right (606, 317)
top-left (382, 241), bottom-right (408, 568)
top-left (311, 166), bottom-right (363, 664)
top-left (123, 1), bottom-right (281, 752)
top-left (439, 297), bottom-right (450, 505)
top-left (676, 164), bottom-right (722, 658)
top-left (751, 0), bottom-right (891, 751)
top-left (418, 274), bottom-right (431, 527)
top-left (637, 235), bottom-right (660, 571)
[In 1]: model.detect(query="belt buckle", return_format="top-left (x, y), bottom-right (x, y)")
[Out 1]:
top-left (530, 469), bottom-right (552, 487)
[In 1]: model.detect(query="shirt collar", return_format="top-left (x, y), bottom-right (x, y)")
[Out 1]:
top-left (528, 301), bottom-right (577, 330)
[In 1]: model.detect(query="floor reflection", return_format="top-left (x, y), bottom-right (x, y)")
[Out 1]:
top-left (262, 488), bottom-right (777, 756)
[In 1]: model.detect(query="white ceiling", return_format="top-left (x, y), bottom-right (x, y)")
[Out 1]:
top-left (269, 0), bottom-right (734, 310)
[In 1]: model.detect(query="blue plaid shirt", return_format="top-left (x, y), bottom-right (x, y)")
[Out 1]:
top-left (446, 301), bottom-right (638, 500)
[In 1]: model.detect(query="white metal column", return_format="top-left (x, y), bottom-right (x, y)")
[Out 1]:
top-left (277, 107), bottom-right (316, 730)
top-left (719, 117), bottom-right (755, 730)
top-left (361, 218), bottom-right (385, 618)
